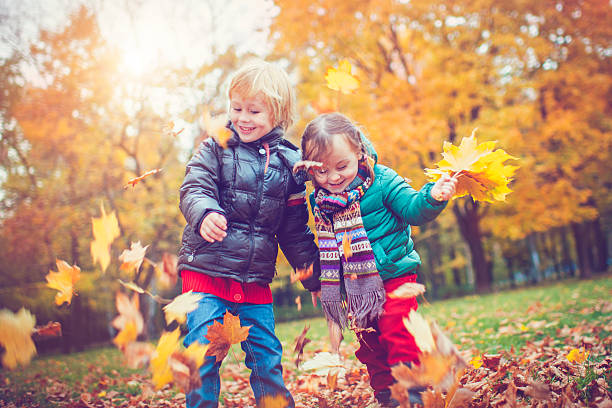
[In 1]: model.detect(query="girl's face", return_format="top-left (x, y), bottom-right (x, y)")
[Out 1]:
top-left (311, 134), bottom-right (361, 193)
top-left (229, 93), bottom-right (274, 143)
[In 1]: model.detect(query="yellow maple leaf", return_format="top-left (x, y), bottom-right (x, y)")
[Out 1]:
top-left (46, 259), bottom-right (81, 306)
top-left (0, 308), bottom-right (37, 369)
top-left (118, 241), bottom-right (149, 274)
top-left (113, 320), bottom-right (138, 349)
top-left (200, 108), bottom-right (232, 148)
top-left (163, 291), bottom-right (202, 325)
top-left (425, 129), bottom-right (519, 203)
top-left (469, 355), bottom-right (483, 369)
top-left (567, 348), bottom-right (589, 364)
top-left (325, 59), bottom-right (360, 94)
top-left (151, 328), bottom-right (181, 389)
top-left (90, 203), bottom-right (120, 273)
top-left (183, 341), bottom-right (209, 368)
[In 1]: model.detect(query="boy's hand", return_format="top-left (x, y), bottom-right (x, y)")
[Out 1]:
top-left (311, 290), bottom-right (321, 307)
top-left (431, 174), bottom-right (458, 202)
top-left (200, 212), bottom-right (227, 242)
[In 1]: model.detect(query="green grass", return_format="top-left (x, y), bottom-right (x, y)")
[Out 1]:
top-left (1, 274), bottom-right (610, 407)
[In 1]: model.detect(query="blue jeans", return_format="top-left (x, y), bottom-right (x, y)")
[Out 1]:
top-left (183, 293), bottom-right (295, 408)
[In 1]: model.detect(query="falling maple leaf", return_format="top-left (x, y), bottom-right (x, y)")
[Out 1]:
top-left (259, 394), bottom-right (289, 408)
top-left (290, 263), bottom-right (314, 284)
top-left (118, 241), bottom-right (149, 274)
top-left (118, 279), bottom-right (145, 294)
top-left (112, 292), bottom-right (144, 335)
top-left (301, 352), bottom-right (345, 377)
top-left (163, 291), bottom-right (202, 325)
top-left (0, 308), bottom-right (37, 369)
top-left (403, 310), bottom-right (435, 353)
top-left (295, 295), bottom-right (302, 311)
top-left (205, 310), bottom-right (251, 363)
top-left (325, 59), bottom-right (360, 94)
top-left (183, 341), bottom-right (209, 369)
top-left (293, 325), bottom-right (311, 367)
top-left (156, 252), bottom-right (178, 288)
top-left (123, 168), bottom-right (162, 189)
top-left (388, 281), bottom-right (426, 299)
top-left (425, 129), bottom-right (519, 203)
top-left (162, 121), bottom-right (184, 138)
top-left (122, 341), bottom-right (154, 369)
top-left (90, 203), bottom-right (120, 273)
top-left (113, 320), bottom-right (138, 349)
top-left (32, 322), bottom-right (62, 340)
top-left (341, 232), bottom-right (353, 259)
top-left (150, 328), bottom-right (181, 389)
top-left (45, 259), bottom-right (81, 306)
top-left (200, 108), bottom-right (232, 148)
top-left (169, 351), bottom-right (201, 393)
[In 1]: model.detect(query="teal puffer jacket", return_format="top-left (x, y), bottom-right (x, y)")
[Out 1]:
top-left (310, 164), bottom-right (446, 281)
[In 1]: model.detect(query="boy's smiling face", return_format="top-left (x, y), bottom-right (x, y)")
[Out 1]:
top-left (229, 93), bottom-right (274, 143)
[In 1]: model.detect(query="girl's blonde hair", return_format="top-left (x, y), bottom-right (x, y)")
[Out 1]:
top-left (228, 59), bottom-right (296, 130)
top-left (301, 112), bottom-right (367, 162)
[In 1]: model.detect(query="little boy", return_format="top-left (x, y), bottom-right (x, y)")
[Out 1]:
top-left (178, 59), bottom-right (320, 408)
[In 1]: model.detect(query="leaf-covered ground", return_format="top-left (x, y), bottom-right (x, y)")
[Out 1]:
top-left (1, 276), bottom-right (610, 407)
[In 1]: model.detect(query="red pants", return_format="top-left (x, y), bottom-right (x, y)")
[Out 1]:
top-left (354, 274), bottom-right (420, 395)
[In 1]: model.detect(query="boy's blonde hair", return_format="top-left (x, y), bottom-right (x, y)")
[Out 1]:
top-left (228, 59), bottom-right (296, 130)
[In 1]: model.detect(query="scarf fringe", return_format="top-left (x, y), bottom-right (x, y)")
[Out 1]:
top-left (347, 289), bottom-right (387, 328)
top-left (321, 300), bottom-right (350, 329)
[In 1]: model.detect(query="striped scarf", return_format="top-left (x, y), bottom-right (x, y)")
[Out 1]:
top-left (314, 162), bottom-right (385, 329)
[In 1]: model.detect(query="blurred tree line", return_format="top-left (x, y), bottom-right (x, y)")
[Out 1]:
top-left (0, 0), bottom-right (610, 351)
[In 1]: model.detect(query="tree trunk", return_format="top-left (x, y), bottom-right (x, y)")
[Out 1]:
top-left (571, 221), bottom-right (593, 278)
top-left (452, 198), bottom-right (492, 293)
top-left (591, 217), bottom-right (608, 273)
top-left (450, 246), bottom-right (462, 287)
top-left (526, 234), bottom-right (542, 283)
top-left (559, 225), bottom-right (575, 277)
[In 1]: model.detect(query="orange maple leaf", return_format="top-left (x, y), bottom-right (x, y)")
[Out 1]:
top-left (293, 325), bottom-right (311, 367)
top-left (118, 241), bottom-right (149, 274)
top-left (205, 310), bottom-right (251, 363)
top-left (157, 252), bottom-right (178, 288)
top-left (290, 263), bottom-right (314, 284)
top-left (123, 168), bottom-right (162, 189)
top-left (200, 108), bottom-right (232, 148)
top-left (90, 203), bottom-right (120, 273)
top-left (342, 232), bottom-right (353, 259)
top-left (425, 129), bottom-right (519, 202)
top-left (46, 259), bottom-right (81, 306)
top-left (325, 59), bottom-right (360, 94)
top-left (162, 121), bottom-right (184, 138)
top-left (0, 308), bottom-right (37, 369)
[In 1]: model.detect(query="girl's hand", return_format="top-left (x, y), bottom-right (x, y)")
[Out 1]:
top-left (311, 290), bottom-right (321, 307)
top-left (431, 174), bottom-right (458, 202)
top-left (200, 212), bottom-right (227, 242)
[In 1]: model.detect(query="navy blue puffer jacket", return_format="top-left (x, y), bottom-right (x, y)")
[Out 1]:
top-left (178, 126), bottom-right (320, 291)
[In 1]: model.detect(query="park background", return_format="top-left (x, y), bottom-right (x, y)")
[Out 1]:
top-left (0, 0), bottom-right (610, 355)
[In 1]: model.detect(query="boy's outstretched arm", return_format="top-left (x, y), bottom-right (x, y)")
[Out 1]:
top-left (179, 139), bottom-right (225, 232)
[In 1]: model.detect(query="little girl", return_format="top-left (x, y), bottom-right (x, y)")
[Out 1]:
top-left (295, 112), bottom-right (456, 407)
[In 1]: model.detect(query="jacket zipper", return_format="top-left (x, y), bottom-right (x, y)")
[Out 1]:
top-left (243, 144), bottom-right (266, 278)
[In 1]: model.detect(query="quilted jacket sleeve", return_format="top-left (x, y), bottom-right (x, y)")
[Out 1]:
top-left (179, 139), bottom-right (224, 233)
